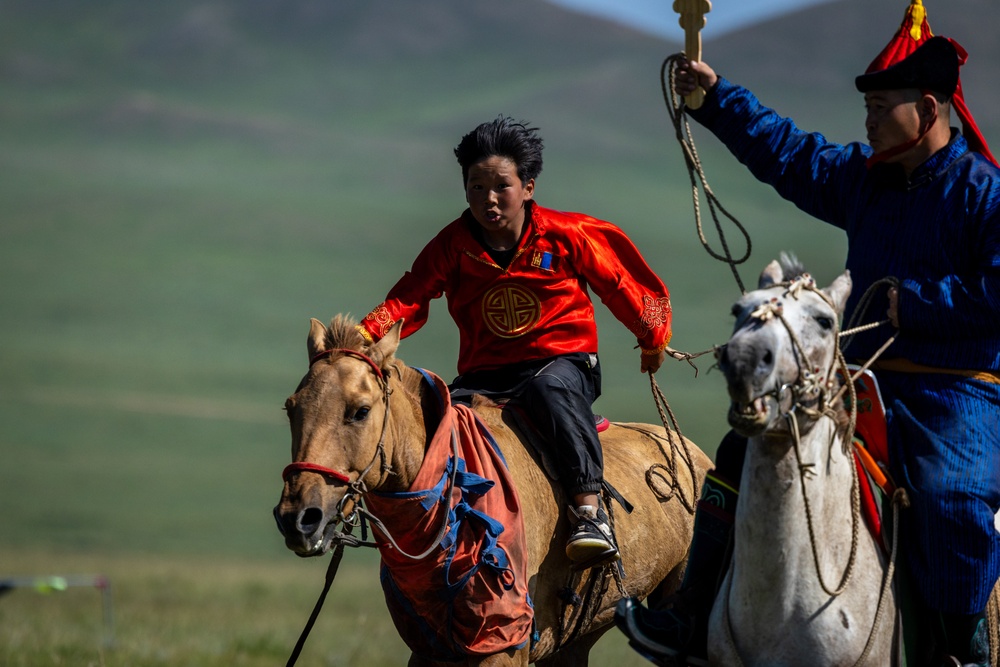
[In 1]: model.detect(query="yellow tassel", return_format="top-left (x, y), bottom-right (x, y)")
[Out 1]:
top-left (909, 0), bottom-right (926, 41)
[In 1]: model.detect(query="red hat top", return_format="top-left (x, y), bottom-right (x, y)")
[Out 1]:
top-left (856, 0), bottom-right (996, 167)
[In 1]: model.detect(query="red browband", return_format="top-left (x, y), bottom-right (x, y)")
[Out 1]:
top-left (282, 462), bottom-right (351, 484)
top-left (310, 347), bottom-right (384, 380)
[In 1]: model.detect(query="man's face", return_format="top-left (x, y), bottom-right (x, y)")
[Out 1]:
top-left (864, 89), bottom-right (922, 156)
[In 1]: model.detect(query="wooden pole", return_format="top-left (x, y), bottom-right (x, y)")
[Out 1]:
top-left (673, 0), bottom-right (712, 109)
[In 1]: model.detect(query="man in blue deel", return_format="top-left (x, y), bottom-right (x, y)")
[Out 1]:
top-left (616, 3), bottom-right (1000, 665)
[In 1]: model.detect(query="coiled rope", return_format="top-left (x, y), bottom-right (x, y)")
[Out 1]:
top-left (661, 53), bottom-right (752, 294)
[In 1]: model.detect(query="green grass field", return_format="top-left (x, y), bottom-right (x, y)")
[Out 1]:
top-left (0, 548), bottom-right (406, 666)
top-left (0, 546), bottom-right (669, 666)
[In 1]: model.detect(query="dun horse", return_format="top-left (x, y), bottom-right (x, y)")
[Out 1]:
top-left (714, 258), bottom-right (999, 666)
top-left (274, 315), bottom-right (712, 666)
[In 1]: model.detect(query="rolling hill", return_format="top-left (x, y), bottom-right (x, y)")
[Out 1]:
top-left (0, 0), bottom-right (996, 560)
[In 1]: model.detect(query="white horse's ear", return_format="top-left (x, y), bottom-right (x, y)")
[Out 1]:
top-left (758, 260), bottom-right (784, 288)
top-left (822, 270), bottom-right (852, 314)
top-left (307, 318), bottom-right (329, 362)
top-left (371, 319), bottom-right (403, 369)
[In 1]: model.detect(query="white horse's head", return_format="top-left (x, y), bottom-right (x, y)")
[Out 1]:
top-left (718, 255), bottom-right (851, 437)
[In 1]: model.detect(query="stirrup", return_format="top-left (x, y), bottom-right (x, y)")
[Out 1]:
top-left (569, 545), bottom-right (620, 572)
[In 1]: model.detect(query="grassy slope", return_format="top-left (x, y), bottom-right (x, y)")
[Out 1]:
top-left (1, 0), bottom-right (998, 662)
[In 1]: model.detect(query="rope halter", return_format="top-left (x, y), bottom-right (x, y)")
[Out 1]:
top-left (742, 274), bottom-right (843, 425)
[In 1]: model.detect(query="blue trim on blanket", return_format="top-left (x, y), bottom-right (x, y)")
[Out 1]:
top-left (414, 366), bottom-right (446, 415)
top-left (471, 412), bottom-right (509, 470)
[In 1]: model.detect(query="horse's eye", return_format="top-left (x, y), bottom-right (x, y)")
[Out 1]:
top-left (816, 316), bottom-right (834, 331)
top-left (347, 406), bottom-right (371, 423)
top-left (730, 303), bottom-right (742, 318)
top-left (283, 397), bottom-right (296, 420)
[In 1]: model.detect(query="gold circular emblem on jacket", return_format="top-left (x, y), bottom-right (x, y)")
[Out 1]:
top-left (481, 284), bottom-right (541, 338)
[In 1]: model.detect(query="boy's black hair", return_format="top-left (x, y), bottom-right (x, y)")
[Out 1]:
top-left (454, 116), bottom-right (544, 186)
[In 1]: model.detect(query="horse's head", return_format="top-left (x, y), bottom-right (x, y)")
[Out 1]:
top-left (718, 255), bottom-right (851, 437)
top-left (273, 315), bottom-right (403, 557)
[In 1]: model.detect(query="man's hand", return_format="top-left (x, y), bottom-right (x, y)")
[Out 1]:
top-left (641, 349), bottom-right (666, 374)
top-left (674, 57), bottom-right (719, 99)
top-left (887, 287), bottom-right (900, 328)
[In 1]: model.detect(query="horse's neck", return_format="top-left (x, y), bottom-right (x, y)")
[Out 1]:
top-left (378, 365), bottom-right (437, 494)
top-left (734, 417), bottom-right (857, 592)
top-left (720, 418), bottom-right (896, 664)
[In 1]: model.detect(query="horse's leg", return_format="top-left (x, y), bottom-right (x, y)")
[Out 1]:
top-left (406, 647), bottom-right (530, 667)
top-left (473, 647), bottom-right (530, 667)
top-left (534, 625), bottom-right (609, 667)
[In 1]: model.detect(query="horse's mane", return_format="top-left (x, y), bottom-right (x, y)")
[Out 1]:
top-left (323, 313), bottom-right (411, 382)
top-left (778, 251), bottom-right (808, 281)
top-left (325, 314), bottom-right (365, 351)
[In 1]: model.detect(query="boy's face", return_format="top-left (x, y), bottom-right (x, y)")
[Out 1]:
top-left (465, 156), bottom-right (534, 246)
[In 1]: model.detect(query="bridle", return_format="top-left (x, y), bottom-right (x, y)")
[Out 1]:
top-left (278, 347), bottom-right (462, 666)
top-left (736, 274), bottom-right (845, 430)
top-left (281, 348), bottom-right (393, 541)
top-left (280, 346), bottom-right (459, 560)
top-left (743, 274), bottom-right (902, 445)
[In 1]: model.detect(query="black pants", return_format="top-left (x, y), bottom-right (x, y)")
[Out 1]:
top-left (450, 353), bottom-right (604, 497)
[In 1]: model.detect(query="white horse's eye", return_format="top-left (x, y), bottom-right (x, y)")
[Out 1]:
top-left (816, 316), bottom-right (834, 331)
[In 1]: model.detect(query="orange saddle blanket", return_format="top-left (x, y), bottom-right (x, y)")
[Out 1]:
top-left (364, 368), bottom-right (534, 661)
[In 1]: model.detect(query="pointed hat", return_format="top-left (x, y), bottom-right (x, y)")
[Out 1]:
top-left (854, 0), bottom-right (995, 166)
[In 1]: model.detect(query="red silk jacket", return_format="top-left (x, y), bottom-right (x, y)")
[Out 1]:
top-left (359, 202), bottom-right (672, 375)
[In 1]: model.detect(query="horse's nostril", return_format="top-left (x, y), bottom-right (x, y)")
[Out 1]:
top-left (273, 505), bottom-right (287, 535)
top-left (762, 350), bottom-right (774, 368)
top-left (296, 507), bottom-right (325, 534)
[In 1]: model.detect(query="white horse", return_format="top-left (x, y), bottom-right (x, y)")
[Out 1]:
top-left (712, 258), bottom-right (899, 666)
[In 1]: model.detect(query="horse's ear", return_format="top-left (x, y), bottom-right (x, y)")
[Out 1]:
top-left (307, 318), bottom-right (328, 363)
top-left (371, 319), bottom-right (403, 369)
top-left (822, 270), bottom-right (852, 315)
top-left (758, 260), bottom-right (784, 288)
